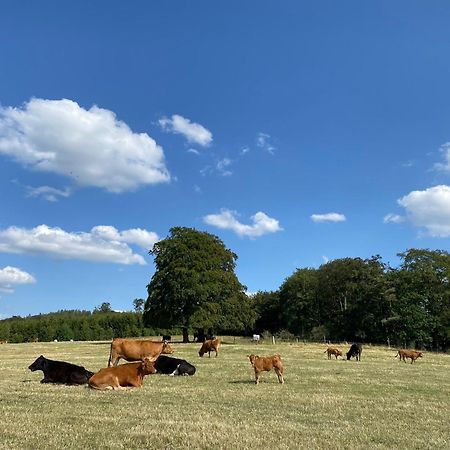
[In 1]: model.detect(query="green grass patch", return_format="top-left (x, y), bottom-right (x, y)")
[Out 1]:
top-left (0, 339), bottom-right (449, 449)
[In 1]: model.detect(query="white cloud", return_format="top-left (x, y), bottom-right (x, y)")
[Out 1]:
top-left (187, 148), bottom-right (200, 155)
top-left (383, 213), bottom-right (405, 224)
top-left (91, 225), bottom-right (159, 250)
top-left (310, 213), bottom-right (346, 223)
top-left (203, 209), bottom-right (282, 238)
top-left (0, 98), bottom-right (170, 193)
top-left (159, 114), bottom-right (212, 147)
top-left (26, 185), bottom-right (72, 202)
top-left (434, 142), bottom-right (450, 172)
top-left (256, 132), bottom-right (275, 154)
top-left (0, 266), bottom-right (36, 294)
top-left (216, 158), bottom-right (233, 176)
top-left (0, 224), bottom-right (159, 265)
top-left (397, 185), bottom-right (450, 237)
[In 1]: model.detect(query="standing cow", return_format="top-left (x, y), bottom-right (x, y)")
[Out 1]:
top-left (248, 354), bottom-right (284, 385)
top-left (198, 338), bottom-right (221, 357)
top-left (395, 349), bottom-right (423, 364)
top-left (324, 347), bottom-right (342, 360)
top-left (346, 343), bottom-right (362, 361)
top-left (108, 338), bottom-right (173, 367)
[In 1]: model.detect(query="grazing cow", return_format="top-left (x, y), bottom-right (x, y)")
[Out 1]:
top-left (324, 347), bottom-right (342, 360)
top-left (89, 359), bottom-right (156, 390)
top-left (28, 355), bottom-right (94, 385)
top-left (154, 355), bottom-right (196, 376)
top-left (198, 338), bottom-right (221, 358)
top-left (0, 339), bottom-right (7, 344)
top-left (395, 349), bottom-right (423, 364)
top-left (248, 354), bottom-right (284, 385)
top-left (108, 338), bottom-right (173, 367)
top-left (346, 343), bottom-right (362, 361)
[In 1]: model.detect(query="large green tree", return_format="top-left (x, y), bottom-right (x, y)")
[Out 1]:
top-left (143, 227), bottom-right (249, 342)
top-left (389, 249), bottom-right (450, 349)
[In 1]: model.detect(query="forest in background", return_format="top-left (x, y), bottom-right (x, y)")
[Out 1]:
top-left (0, 241), bottom-right (449, 351)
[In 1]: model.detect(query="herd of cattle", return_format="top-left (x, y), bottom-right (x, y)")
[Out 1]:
top-left (26, 338), bottom-right (424, 389)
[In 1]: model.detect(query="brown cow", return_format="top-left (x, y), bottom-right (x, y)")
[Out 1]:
top-left (324, 347), bottom-right (342, 360)
top-left (248, 354), bottom-right (284, 385)
top-left (0, 340), bottom-right (7, 344)
top-left (89, 359), bottom-right (156, 390)
top-left (395, 349), bottom-right (423, 364)
top-left (108, 338), bottom-right (173, 367)
top-left (198, 338), bottom-right (221, 358)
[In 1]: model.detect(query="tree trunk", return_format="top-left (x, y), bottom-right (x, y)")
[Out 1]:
top-left (182, 327), bottom-right (189, 343)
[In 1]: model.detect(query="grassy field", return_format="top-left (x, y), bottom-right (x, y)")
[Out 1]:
top-left (0, 339), bottom-right (449, 450)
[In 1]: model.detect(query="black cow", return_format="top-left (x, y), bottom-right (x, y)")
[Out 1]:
top-left (154, 355), bottom-right (196, 376)
top-left (346, 343), bottom-right (362, 361)
top-left (28, 355), bottom-right (94, 385)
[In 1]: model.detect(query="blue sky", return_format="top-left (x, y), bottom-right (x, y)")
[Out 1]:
top-left (1, 1), bottom-right (450, 318)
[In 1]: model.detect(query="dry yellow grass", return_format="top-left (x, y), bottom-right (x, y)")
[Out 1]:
top-left (0, 339), bottom-right (449, 449)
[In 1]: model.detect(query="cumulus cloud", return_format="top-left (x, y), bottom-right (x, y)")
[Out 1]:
top-left (256, 132), bottom-right (275, 154)
top-left (203, 209), bottom-right (282, 238)
top-left (0, 98), bottom-right (170, 193)
top-left (397, 185), bottom-right (450, 237)
top-left (383, 213), bottom-right (405, 224)
top-left (91, 225), bottom-right (159, 250)
top-left (159, 114), bottom-right (212, 147)
top-left (0, 224), bottom-right (160, 265)
top-left (25, 185), bottom-right (72, 202)
top-left (310, 213), bottom-right (346, 223)
top-left (0, 266), bottom-right (36, 294)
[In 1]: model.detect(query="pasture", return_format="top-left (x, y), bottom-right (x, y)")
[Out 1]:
top-left (0, 339), bottom-right (449, 449)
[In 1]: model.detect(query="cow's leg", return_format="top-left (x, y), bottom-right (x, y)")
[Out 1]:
top-left (275, 368), bottom-right (284, 384)
top-left (215, 349), bottom-right (218, 358)
top-left (255, 370), bottom-right (260, 385)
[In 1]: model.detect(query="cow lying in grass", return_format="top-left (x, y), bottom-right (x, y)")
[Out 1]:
top-left (28, 355), bottom-right (94, 385)
top-left (324, 347), bottom-right (342, 359)
top-left (108, 338), bottom-right (173, 366)
top-left (395, 349), bottom-right (423, 364)
top-left (89, 359), bottom-right (156, 390)
top-left (198, 338), bottom-right (221, 358)
top-left (154, 355), bottom-right (196, 376)
top-left (248, 354), bottom-right (284, 385)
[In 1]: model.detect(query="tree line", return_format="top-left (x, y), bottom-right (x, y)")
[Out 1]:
top-left (253, 249), bottom-right (450, 350)
top-left (0, 227), bottom-right (448, 350)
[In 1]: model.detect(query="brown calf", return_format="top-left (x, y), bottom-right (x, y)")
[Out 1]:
top-left (108, 338), bottom-right (173, 367)
top-left (89, 359), bottom-right (156, 390)
top-left (198, 338), bottom-right (221, 358)
top-left (395, 349), bottom-right (423, 364)
top-left (248, 354), bottom-right (284, 385)
top-left (324, 347), bottom-right (342, 360)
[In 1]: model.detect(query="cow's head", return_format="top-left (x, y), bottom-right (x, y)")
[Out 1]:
top-left (417, 352), bottom-right (423, 358)
top-left (337, 350), bottom-right (343, 357)
top-left (247, 354), bottom-right (257, 366)
top-left (141, 358), bottom-right (157, 375)
top-left (161, 342), bottom-right (174, 354)
top-left (28, 355), bottom-right (46, 372)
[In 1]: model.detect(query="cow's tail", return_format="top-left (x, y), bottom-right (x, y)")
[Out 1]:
top-left (395, 351), bottom-right (399, 358)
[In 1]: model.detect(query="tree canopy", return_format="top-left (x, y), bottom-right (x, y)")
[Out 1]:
top-left (143, 227), bottom-right (253, 341)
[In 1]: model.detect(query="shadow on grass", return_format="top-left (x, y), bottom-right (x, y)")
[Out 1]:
top-left (228, 380), bottom-right (256, 385)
